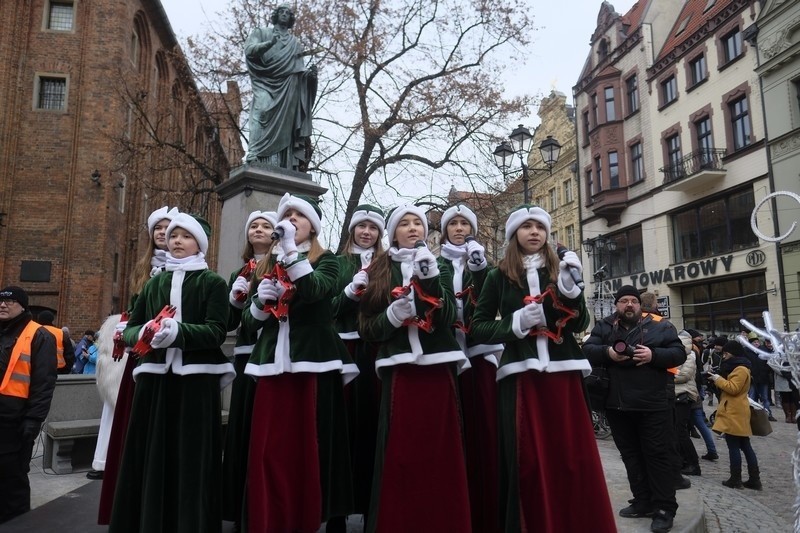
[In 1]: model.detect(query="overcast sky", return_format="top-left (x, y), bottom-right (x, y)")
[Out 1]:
top-left (161, 0), bottom-right (639, 127)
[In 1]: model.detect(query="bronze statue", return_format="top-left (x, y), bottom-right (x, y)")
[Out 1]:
top-left (244, 5), bottom-right (317, 171)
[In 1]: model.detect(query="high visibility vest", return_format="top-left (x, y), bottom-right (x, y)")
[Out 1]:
top-left (645, 313), bottom-right (680, 375)
top-left (0, 320), bottom-right (41, 399)
top-left (42, 325), bottom-right (66, 370)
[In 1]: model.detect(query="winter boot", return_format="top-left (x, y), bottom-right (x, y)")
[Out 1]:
top-left (785, 402), bottom-right (793, 423)
top-left (743, 466), bottom-right (762, 490)
top-left (722, 466), bottom-right (743, 489)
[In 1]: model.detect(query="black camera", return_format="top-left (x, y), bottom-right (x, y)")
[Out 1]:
top-left (701, 367), bottom-right (719, 386)
top-left (613, 340), bottom-right (635, 357)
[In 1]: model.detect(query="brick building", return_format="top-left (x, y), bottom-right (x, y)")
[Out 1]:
top-left (0, 1), bottom-right (241, 333)
top-left (575, 0), bottom-right (785, 334)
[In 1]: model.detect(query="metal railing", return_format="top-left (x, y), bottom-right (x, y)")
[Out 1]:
top-left (660, 149), bottom-right (726, 185)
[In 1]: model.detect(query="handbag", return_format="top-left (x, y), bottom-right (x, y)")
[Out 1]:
top-left (749, 399), bottom-right (773, 437)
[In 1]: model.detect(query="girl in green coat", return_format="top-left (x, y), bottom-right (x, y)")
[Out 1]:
top-left (113, 213), bottom-right (235, 533)
top-left (221, 209), bottom-right (276, 529)
top-left (243, 194), bottom-right (356, 532)
top-left (358, 205), bottom-right (471, 533)
top-left (471, 205), bottom-right (615, 533)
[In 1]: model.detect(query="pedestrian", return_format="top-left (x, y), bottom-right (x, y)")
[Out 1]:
top-left (676, 330), bottom-right (701, 476)
top-left (358, 204), bottom-right (471, 532)
top-left (110, 213), bottom-right (235, 531)
top-left (436, 203), bottom-right (503, 533)
top-left (709, 340), bottom-right (762, 490)
top-left (472, 205), bottom-right (615, 533)
top-left (222, 209), bottom-right (277, 531)
top-left (97, 206), bottom-right (178, 524)
top-left (37, 310), bottom-right (75, 374)
top-left (71, 330), bottom-right (95, 374)
top-left (746, 332), bottom-right (776, 421)
top-left (583, 284), bottom-right (687, 533)
top-left (768, 355), bottom-right (798, 424)
top-left (0, 286), bottom-right (57, 524)
top-left (244, 194), bottom-right (356, 532)
top-left (330, 204), bottom-right (385, 531)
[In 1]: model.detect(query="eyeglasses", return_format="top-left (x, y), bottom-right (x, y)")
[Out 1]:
top-left (0, 299), bottom-right (18, 307)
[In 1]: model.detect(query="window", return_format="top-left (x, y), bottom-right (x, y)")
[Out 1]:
top-left (37, 77), bottom-right (66, 110)
top-left (563, 179), bottom-right (573, 204)
top-left (609, 151), bottom-right (619, 188)
top-left (681, 274), bottom-right (766, 335)
top-left (689, 55), bottom-right (707, 87)
top-left (47, 2), bottom-right (74, 31)
top-left (595, 157), bottom-right (603, 191)
top-left (551, 231), bottom-right (559, 246)
top-left (722, 29), bottom-right (743, 64)
top-left (661, 76), bottom-right (677, 106)
top-left (130, 29), bottom-right (140, 67)
top-left (602, 227), bottom-right (644, 279)
top-left (565, 225), bottom-right (576, 251)
top-left (730, 96), bottom-right (751, 150)
top-left (695, 117), bottom-right (714, 164)
top-left (626, 75), bottom-right (639, 114)
top-left (794, 79), bottom-right (800, 117)
top-left (591, 94), bottom-right (598, 126)
top-left (583, 111), bottom-right (590, 141)
top-left (604, 87), bottom-right (616, 121)
top-left (672, 188), bottom-right (757, 262)
top-left (630, 142), bottom-right (643, 182)
top-left (549, 188), bottom-right (558, 211)
top-left (586, 169), bottom-right (594, 198)
top-left (666, 134), bottom-right (682, 180)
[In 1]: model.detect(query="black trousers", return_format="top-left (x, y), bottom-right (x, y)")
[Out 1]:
top-left (0, 439), bottom-right (35, 524)
top-left (606, 408), bottom-right (678, 515)
top-left (674, 400), bottom-right (699, 466)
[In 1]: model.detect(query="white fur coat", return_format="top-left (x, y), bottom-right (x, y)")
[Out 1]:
top-left (94, 314), bottom-right (126, 408)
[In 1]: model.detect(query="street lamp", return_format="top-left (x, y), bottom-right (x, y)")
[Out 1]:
top-left (583, 234), bottom-right (618, 319)
top-left (493, 125), bottom-right (561, 204)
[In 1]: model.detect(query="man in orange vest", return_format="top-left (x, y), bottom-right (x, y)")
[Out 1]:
top-left (0, 286), bottom-right (57, 524)
top-left (37, 310), bottom-right (75, 375)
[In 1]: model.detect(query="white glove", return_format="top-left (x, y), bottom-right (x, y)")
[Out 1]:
top-left (229, 276), bottom-right (250, 308)
top-left (150, 266), bottom-right (164, 277)
top-left (345, 270), bottom-right (369, 301)
top-left (150, 318), bottom-right (179, 349)
top-left (257, 278), bottom-right (280, 304)
top-left (115, 320), bottom-right (128, 334)
top-left (386, 297), bottom-right (415, 327)
top-left (465, 240), bottom-right (487, 271)
top-left (276, 220), bottom-right (298, 256)
top-left (519, 301), bottom-right (542, 331)
top-left (413, 246), bottom-right (439, 279)
top-left (557, 250), bottom-right (583, 298)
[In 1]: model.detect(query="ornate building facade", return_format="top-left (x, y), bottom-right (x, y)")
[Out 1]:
top-left (0, 1), bottom-right (241, 331)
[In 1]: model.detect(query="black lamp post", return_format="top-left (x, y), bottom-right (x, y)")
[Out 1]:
top-left (493, 125), bottom-right (561, 204)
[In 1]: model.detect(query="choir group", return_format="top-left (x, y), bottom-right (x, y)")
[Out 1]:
top-left (97, 193), bottom-right (618, 533)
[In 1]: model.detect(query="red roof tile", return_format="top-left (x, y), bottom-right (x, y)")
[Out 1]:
top-left (657, 0), bottom-right (735, 62)
top-left (621, 1), bottom-right (646, 36)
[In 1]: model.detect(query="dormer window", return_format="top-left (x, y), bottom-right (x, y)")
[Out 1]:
top-left (598, 39), bottom-right (609, 60)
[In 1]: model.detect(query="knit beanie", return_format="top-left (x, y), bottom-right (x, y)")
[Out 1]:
top-left (277, 193), bottom-right (322, 235)
top-left (723, 340), bottom-right (744, 357)
top-left (504, 205), bottom-right (552, 242)
top-left (713, 336), bottom-right (728, 347)
top-left (614, 285), bottom-right (641, 304)
top-left (245, 210), bottom-right (279, 237)
top-left (386, 205), bottom-right (429, 243)
top-left (167, 213), bottom-right (211, 254)
top-left (147, 206), bottom-right (180, 236)
top-left (0, 286), bottom-right (28, 309)
top-left (348, 204), bottom-right (386, 233)
top-left (440, 204), bottom-right (478, 237)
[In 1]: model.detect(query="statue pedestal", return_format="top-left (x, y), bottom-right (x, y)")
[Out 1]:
top-left (215, 163), bottom-right (327, 278)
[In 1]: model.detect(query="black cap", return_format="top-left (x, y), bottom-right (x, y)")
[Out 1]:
top-left (0, 286), bottom-right (29, 309)
top-left (614, 285), bottom-right (640, 304)
top-left (84, 330), bottom-right (95, 337)
top-left (713, 336), bottom-right (728, 347)
top-left (38, 310), bottom-right (55, 325)
top-left (723, 340), bottom-right (743, 357)
top-left (686, 329), bottom-right (701, 339)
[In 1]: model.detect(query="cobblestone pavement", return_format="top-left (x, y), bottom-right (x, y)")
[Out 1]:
top-left (597, 402), bottom-right (797, 532)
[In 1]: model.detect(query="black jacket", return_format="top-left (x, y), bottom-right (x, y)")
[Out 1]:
top-left (0, 312), bottom-right (58, 429)
top-left (582, 312), bottom-right (686, 411)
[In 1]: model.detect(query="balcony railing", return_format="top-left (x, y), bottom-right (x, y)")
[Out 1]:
top-left (660, 149), bottom-right (727, 185)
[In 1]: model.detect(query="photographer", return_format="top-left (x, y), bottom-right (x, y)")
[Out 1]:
top-left (583, 285), bottom-right (686, 533)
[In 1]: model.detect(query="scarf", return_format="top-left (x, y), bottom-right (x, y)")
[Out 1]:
top-left (150, 249), bottom-right (169, 277)
top-left (351, 244), bottom-right (374, 269)
top-left (522, 252), bottom-right (550, 364)
top-left (387, 246), bottom-right (422, 355)
top-left (275, 241), bottom-right (311, 263)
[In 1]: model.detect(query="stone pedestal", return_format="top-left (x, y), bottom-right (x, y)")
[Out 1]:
top-left (215, 163), bottom-right (327, 280)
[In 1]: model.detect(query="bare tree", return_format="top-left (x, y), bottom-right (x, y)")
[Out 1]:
top-left (185, 0), bottom-right (534, 249)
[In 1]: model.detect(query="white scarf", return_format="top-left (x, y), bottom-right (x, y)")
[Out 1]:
top-left (351, 244), bottom-right (374, 269)
top-left (522, 252), bottom-right (550, 363)
top-left (441, 243), bottom-right (467, 349)
top-left (162, 252), bottom-right (208, 369)
top-left (150, 249), bottom-right (169, 277)
top-left (275, 241), bottom-right (311, 263)
top-left (388, 246), bottom-right (422, 356)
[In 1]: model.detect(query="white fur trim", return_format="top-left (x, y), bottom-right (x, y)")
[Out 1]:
top-left (374, 349), bottom-right (471, 375)
top-left (441, 204), bottom-right (477, 236)
top-left (558, 274), bottom-right (582, 299)
top-left (348, 208), bottom-right (386, 233)
top-left (167, 213), bottom-right (209, 254)
top-left (386, 205), bottom-right (428, 243)
top-left (338, 331), bottom-right (360, 340)
top-left (229, 290), bottom-right (246, 309)
top-left (244, 359), bottom-right (361, 386)
top-left (285, 258), bottom-right (313, 281)
top-left (249, 300), bottom-right (271, 322)
top-left (511, 309), bottom-right (531, 339)
top-left (147, 206), bottom-right (179, 235)
top-left (344, 283), bottom-right (360, 301)
top-left (277, 193), bottom-right (321, 235)
top-left (505, 206), bottom-right (551, 242)
top-left (245, 210), bottom-right (278, 237)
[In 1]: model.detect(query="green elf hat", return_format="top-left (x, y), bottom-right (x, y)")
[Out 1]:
top-left (348, 204), bottom-right (386, 233)
top-left (277, 193), bottom-right (322, 234)
top-left (385, 204), bottom-right (429, 242)
top-left (167, 213), bottom-right (211, 254)
top-left (504, 204), bottom-right (551, 242)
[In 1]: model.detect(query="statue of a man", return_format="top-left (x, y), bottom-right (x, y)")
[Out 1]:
top-left (244, 5), bottom-right (317, 171)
